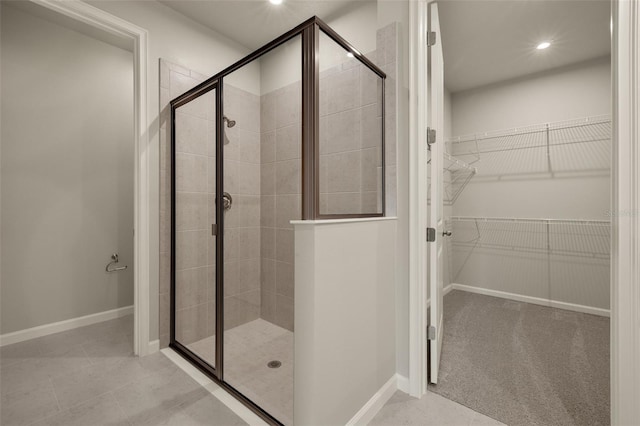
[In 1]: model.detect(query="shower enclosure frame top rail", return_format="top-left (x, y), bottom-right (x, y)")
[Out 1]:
top-left (169, 16), bottom-right (386, 426)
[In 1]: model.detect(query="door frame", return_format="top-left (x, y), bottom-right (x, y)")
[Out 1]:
top-left (611, 0), bottom-right (640, 423)
top-left (28, 0), bottom-right (151, 356)
top-left (408, 0), bottom-right (430, 397)
top-left (408, 0), bottom-right (640, 422)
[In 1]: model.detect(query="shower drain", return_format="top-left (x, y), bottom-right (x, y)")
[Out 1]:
top-left (267, 360), bottom-right (282, 369)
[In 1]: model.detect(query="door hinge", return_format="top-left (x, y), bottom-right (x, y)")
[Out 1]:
top-left (427, 127), bottom-right (436, 145)
top-left (211, 224), bottom-right (217, 236)
top-left (427, 31), bottom-right (437, 47)
top-left (427, 325), bottom-right (436, 340)
top-left (426, 227), bottom-right (436, 242)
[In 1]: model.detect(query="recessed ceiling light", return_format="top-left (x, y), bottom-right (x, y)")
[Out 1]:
top-left (269, 0), bottom-right (283, 4)
top-left (536, 41), bottom-right (551, 50)
top-left (346, 52), bottom-right (355, 58)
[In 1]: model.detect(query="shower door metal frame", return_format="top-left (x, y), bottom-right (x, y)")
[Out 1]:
top-left (169, 78), bottom-right (224, 381)
top-left (170, 16), bottom-right (386, 426)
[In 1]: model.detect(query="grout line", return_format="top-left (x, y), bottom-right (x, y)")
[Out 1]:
top-left (173, 112), bottom-right (215, 124)
top-left (319, 101), bottom-right (379, 119)
top-left (110, 391), bottom-right (134, 426)
top-left (49, 377), bottom-right (62, 412)
top-left (320, 145), bottom-right (382, 157)
top-left (174, 151), bottom-right (212, 160)
top-left (174, 191), bottom-right (217, 196)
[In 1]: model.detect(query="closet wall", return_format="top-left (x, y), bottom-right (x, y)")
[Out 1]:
top-left (448, 56), bottom-right (611, 312)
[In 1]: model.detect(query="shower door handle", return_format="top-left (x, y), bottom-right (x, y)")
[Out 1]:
top-left (222, 192), bottom-right (232, 211)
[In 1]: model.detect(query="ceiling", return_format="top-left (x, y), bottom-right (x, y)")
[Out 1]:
top-left (161, 0), bottom-right (610, 92)
top-left (438, 0), bottom-right (611, 93)
top-left (160, 0), bottom-right (370, 50)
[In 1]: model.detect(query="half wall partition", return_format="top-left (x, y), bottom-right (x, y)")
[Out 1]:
top-left (170, 17), bottom-right (385, 425)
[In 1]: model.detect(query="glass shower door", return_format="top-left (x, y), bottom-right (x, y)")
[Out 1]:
top-left (220, 35), bottom-right (301, 426)
top-left (173, 86), bottom-right (218, 369)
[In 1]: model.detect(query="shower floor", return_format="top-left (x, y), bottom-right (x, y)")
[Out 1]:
top-left (187, 319), bottom-right (294, 425)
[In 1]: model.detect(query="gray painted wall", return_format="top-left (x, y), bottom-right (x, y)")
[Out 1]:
top-left (89, 0), bottom-right (255, 341)
top-left (1, 4), bottom-right (134, 333)
top-left (377, 0), bottom-right (411, 382)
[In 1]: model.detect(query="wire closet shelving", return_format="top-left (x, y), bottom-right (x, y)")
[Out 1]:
top-left (445, 114), bottom-right (612, 180)
top-left (443, 152), bottom-right (477, 205)
top-left (446, 216), bottom-right (611, 259)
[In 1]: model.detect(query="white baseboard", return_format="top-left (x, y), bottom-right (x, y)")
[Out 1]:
top-left (347, 374), bottom-right (399, 426)
top-left (396, 374), bottom-right (410, 394)
top-left (161, 348), bottom-right (269, 425)
top-left (148, 339), bottom-right (160, 354)
top-left (426, 283), bottom-right (455, 309)
top-left (443, 283), bottom-right (454, 296)
top-left (450, 284), bottom-right (610, 317)
top-left (0, 305), bottom-right (134, 347)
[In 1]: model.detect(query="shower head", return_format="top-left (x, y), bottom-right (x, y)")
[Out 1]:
top-left (223, 116), bottom-right (236, 128)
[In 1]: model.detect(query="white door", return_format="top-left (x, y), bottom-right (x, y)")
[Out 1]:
top-left (427, 0), bottom-right (445, 384)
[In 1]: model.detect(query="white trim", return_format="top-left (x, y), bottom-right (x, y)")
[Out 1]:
top-left (408, 0), bottom-right (430, 399)
top-left (346, 375), bottom-right (398, 426)
top-left (396, 374), bottom-right (410, 394)
top-left (426, 284), bottom-right (454, 309)
top-left (148, 339), bottom-right (160, 354)
top-left (612, 0), bottom-right (640, 423)
top-left (0, 306), bottom-right (133, 347)
top-left (28, 0), bottom-right (151, 356)
top-left (161, 348), bottom-right (269, 426)
top-left (449, 284), bottom-right (610, 317)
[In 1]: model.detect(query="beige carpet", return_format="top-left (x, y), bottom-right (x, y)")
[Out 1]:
top-left (429, 290), bottom-right (610, 426)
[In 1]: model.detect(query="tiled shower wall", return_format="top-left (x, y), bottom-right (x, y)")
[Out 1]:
top-left (222, 85), bottom-right (262, 330)
top-left (159, 61), bottom-right (262, 347)
top-left (258, 23), bottom-right (397, 329)
top-left (378, 23), bottom-right (398, 217)
top-left (173, 81), bottom-right (216, 346)
top-left (318, 22), bottom-right (398, 216)
top-left (318, 52), bottom-right (383, 215)
top-left (160, 61), bottom-right (213, 347)
top-left (259, 84), bottom-right (301, 332)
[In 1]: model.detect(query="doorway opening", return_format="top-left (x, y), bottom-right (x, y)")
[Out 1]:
top-left (425, 1), bottom-right (612, 425)
top-left (0, 1), bottom-right (150, 424)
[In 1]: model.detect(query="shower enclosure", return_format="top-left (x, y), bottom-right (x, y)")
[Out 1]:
top-left (170, 17), bottom-right (385, 425)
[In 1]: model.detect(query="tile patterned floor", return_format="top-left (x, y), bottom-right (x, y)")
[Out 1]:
top-left (187, 319), bottom-right (294, 425)
top-left (370, 390), bottom-right (506, 426)
top-left (2, 315), bottom-right (506, 426)
top-left (0, 315), bottom-right (246, 426)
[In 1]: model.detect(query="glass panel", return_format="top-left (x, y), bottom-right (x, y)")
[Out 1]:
top-left (222, 35), bottom-right (301, 426)
top-left (318, 31), bottom-right (384, 216)
top-left (174, 87), bottom-right (217, 367)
